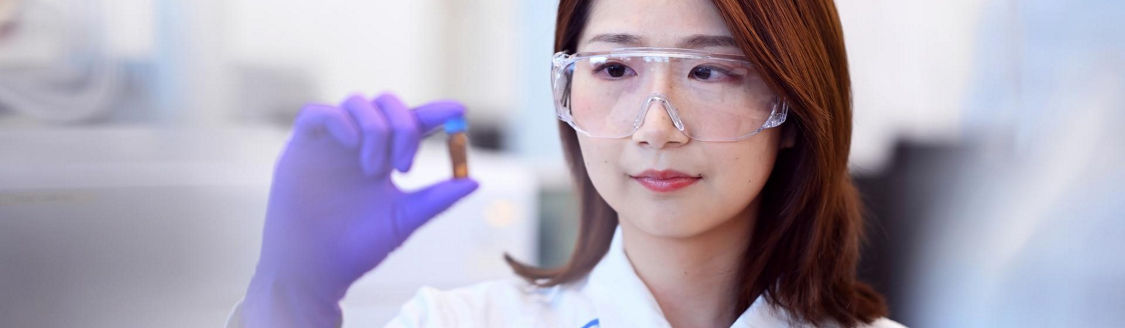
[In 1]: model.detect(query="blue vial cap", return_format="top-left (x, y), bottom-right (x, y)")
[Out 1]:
top-left (444, 117), bottom-right (467, 134)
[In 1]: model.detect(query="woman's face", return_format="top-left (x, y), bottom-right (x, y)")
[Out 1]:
top-left (576, 0), bottom-right (789, 238)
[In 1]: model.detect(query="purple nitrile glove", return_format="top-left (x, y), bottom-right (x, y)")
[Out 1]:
top-left (240, 93), bottom-right (479, 328)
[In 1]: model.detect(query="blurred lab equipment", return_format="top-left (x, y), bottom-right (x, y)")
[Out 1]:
top-left (856, 0), bottom-right (1125, 326)
top-left (0, 0), bottom-right (123, 122)
top-left (0, 125), bottom-right (537, 327)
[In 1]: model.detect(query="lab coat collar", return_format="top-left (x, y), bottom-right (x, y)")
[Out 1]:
top-left (581, 226), bottom-right (793, 328)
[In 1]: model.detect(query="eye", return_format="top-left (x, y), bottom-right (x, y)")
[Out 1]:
top-left (689, 65), bottom-right (742, 83)
top-left (691, 66), bottom-right (714, 79)
top-left (593, 62), bottom-right (636, 79)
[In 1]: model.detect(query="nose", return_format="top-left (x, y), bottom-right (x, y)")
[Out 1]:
top-left (631, 95), bottom-right (690, 148)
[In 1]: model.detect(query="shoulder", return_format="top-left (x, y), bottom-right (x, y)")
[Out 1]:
top-left (384, 278), bottom-right (594, 328)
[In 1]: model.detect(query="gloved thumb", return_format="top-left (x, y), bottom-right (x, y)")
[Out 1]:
top-left (394, 178), bottom-right (480, 237)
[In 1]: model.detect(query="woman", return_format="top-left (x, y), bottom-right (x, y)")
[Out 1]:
top-left (232, 0), bottom-right (904, 327)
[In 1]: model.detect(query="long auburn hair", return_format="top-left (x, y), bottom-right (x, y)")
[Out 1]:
top-left (504, 0), bottom-right (888, 326)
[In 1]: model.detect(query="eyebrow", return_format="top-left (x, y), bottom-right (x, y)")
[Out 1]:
top-left (584, 33), bottom-right (738, 49)
top-left (586, 33), bottom-right (643, 46)
top-left (678, 34), bottom-right (737, 49)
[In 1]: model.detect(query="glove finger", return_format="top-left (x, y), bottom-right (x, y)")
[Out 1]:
top-left (394, 178), bottom-right (480, 238)
top-left (413, 100), bottom-right (466, 134)
top-left (293, 103), bottom-right (360, 148)
top-left (342, 94), bottom-right (391, 176)
top-left (374, 93), bottom-right (422, 173)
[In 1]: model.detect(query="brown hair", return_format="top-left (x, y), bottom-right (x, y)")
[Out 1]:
top-left (504, 0), bottom-right (888, 326)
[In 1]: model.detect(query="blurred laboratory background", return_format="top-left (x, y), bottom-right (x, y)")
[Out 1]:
top-left (0, 0), bottom-right (1121, 327)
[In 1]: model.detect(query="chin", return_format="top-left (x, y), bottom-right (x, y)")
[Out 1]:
top-left (622, 209), bottom-right (725, 239)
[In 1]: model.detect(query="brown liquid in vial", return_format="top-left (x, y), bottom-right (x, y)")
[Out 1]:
top-left (448, 132), bottom-right (468, 178)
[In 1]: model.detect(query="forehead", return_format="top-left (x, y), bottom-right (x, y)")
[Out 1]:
top-left (578, 0), bottom-right (734, 52)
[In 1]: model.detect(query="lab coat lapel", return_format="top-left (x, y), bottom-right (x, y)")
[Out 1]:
top-left (580, 226), bottom-right (798, 328)
top-left (582, 226), bottom-right (673, 328)
top-left (730, 294), bottom-right (800, 327)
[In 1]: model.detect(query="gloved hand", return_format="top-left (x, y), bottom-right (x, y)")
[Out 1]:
top-left (240, 93), bottom-right (479, 328)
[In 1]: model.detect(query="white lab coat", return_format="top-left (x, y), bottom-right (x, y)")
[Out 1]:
top-left (229, 227), bottom-right (906, 327)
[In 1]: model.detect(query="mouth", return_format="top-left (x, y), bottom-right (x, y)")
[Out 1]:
top-left (628, 169), bottom-right (702, 193)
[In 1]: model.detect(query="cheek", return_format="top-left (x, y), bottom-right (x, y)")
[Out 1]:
top-left (718, 141), bottom-right (777, 181)
top-left (576, 136), bottom-right (625, 195)
top-left (701, 134), bottom-right (781, 212)
top-left (712, 151), bottom-right (772, 192)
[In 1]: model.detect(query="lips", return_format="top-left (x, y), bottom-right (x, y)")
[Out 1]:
top-left (629, 169), bottom-right (701, 192)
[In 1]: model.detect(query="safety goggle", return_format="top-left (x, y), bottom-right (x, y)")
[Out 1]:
top-left (551, 48), bottom-right (788, 142)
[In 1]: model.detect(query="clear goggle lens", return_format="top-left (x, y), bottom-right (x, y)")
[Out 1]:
top-left (552, 48), bottom-right (787, 142)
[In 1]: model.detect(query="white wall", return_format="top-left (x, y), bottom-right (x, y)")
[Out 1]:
top-left (224, 0), bottom-right (524, 120)
top-left (837, 0), bottom-right (986, 172)
top-left (226, 0), bottom-right (446, 103)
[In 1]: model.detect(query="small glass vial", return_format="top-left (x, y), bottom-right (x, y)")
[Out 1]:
top-left (444, 117), bottom-right (469, 179)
